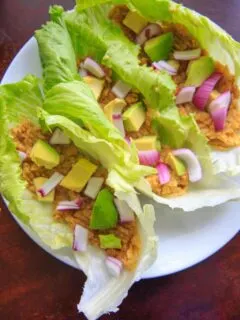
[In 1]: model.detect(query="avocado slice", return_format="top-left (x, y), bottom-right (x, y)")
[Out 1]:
top-left (60, 158), bottom-right (97, 192)
top-left (167, 153), bottom-right (186, 176)
top-left (123, 11), bottom-right (148, 34)
top-left (33, 177), bottom-right (55, 202)
top-left (123, 102), bottom-right (146, 132)
top-left (144, 32), bottom-right (173, 61)
top-left (84, 76), bottom-right (105, 100)
top-left (99, 234), bottom-right (122, 249)
top-left (30, 140), bottom-right (60, 169)
top-left (185, 56), bottom-right (214, 87)
top-left (90, 189), bottom-right (118, 230)
top-left (104, 98), bottom-right (127, 122)
top-left (133, 136), bottom-right (161, 151)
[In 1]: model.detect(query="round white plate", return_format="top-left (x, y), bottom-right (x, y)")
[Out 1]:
top-left (2, 37), bottom-right (240, 279)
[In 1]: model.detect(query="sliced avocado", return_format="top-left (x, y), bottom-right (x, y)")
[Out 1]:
top-left (90, 189), bottom-right (118, 230)
top-left (30, 140), bottom-right (60, 169)
top-left (133, 136), bottom-right (161, 151)
top-left (104, 98), bottom-right (127, 122)
top-left (167, 153), bottom-right (186, 176)
top-left (185, 56), bottom-right (214, 87)
top-left (60, 158), bottom-right (97, 192)
top-left (33, 177), bottom-right (55, 202)
top-left (123, 11), bottom-right (148, 34)
top-left (99, 234), bottom-right (122, 249)
top-left (167, 60), bottom-right (180, 72)
top-left (144, 32), bottom-right (173, 61)
top-left (84, 76), bottom-right (105, 100)
top-left (123, 102), bottom-right (146, 132)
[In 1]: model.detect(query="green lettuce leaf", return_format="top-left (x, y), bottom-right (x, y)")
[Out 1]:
top-left (35, 10), bottom-right (79, 92)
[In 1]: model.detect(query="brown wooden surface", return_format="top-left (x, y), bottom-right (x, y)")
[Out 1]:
top-left (0, 1), bottom-right (240, 319)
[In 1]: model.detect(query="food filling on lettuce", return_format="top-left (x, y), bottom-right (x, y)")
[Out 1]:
top-left (110, 5), bottom-right (240, 150)
top-left (11, 120), bottom-right (141, 270)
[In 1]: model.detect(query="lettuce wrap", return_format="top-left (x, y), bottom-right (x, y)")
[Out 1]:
top-left (37, 1), bottom-right (240, 211)
top-left (0, 75), bottom-right (158, 319)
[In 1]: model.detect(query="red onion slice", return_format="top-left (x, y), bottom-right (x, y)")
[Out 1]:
top-left (172, 149), bottom-right (202, 182)
top-left (112, 114), bottom-right (125, 137)
top-left (106, 256), bottom-right (123, 277)
top-left (156, 163), bottom-right (171, 185)
top-left (176, 87), bottom-right (196, 104)
top-left (138, 150), bottom-right (160, 166)
top-left (56, 198), bottom-right (82, 211)
top-left (111, 80), bottom-right (132, 99)
top-left (125, 137), bottom-right (131, 145)
top-left (83, 57), bottom-right (105, 78)
top-left (152, 60), bottom-right (177, 75)
top-left (114, 198), bottom-right (135, 223)
top-left (84, 177), bottom-right (104, 199)
top-left (208, 91), bottom-right (231, 131)
top-left (49, 128), bottom-right (70, 145)
top-left (18, 151), bottom-right (27, 163)
top-left (193, 72), bottom-right (222, 110)
top-left (73, 225), bottom-right (88, 252)
top-left (173, 48), bottom-right (201, 61)
top-left (136, 23), bottom-right (161, 45)
top-left (37, 172), bottom-right (64, 197)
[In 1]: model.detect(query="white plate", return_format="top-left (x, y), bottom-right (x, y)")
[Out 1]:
top-left (2, 37), bottom-right (240, 279)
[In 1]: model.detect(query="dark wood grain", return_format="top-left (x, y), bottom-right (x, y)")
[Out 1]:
top-left (0, 1), bottom-right (240, 319)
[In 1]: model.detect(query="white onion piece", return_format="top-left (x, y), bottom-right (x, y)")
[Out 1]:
top-left (37, 172), bottom-right (64, 197)
top-left (79, 68), bottom-right (88, 77)
top-left (105, 256), bottom-right (123, 277)
top-left (112, 114), bottom-right (125, 137)
top-left (73, 225), bottom-right (88, 252)
top-left (111, 80), bottom-right (132, 99)
top-left (136, 23), bottom-right (161, 45)
top-left (173, 48), bottom-right (201, 61)
top-left (193, 73), bottom-right (222, 110)
top-left (114, 198), bottom-right (135, 223)
top-left (176, 87), bottom-right (196, 104)
top-left (152, 60), bottom-right (177, 75)
top-left (18, 151), bottom-right (27, 163)
top-left (172, 149), bottom-right (202, 182)
top-left (84, 177), bottom-right (104, 199)
top-left (49, 128), bottom-right (70, 145)
top-left (83, 57), bottom-right (105, 78)
top-left (138, 150), bottom-right (160, 166)
top-left (56, 198), bottom-right (82, 211)
top-left (156, 163), bottom-right (171, 185)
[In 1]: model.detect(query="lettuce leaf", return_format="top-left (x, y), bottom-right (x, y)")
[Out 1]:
top-left (75, 204), bottom-right (157, 320)
top-left (35, 10), bottom-right (79, 92)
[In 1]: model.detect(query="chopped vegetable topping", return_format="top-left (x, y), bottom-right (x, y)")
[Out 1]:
top-left (99, 234), bottom-right (122, 249)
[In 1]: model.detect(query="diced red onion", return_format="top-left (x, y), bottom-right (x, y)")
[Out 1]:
top-left (125, 137), bottom-right (131, 145)
top-left (112, 114), bottom-right (125, 137)
top-left (156, 163), bottom-right (171, 185)
top-left (83, 57), bottom-right (105, 78)
top-left (79, 68), bottom-right (88, 77)
top-left (56, 198), bottom-right (82, 211)
top-left (208, 91), bottom-right (231, 131)
top-left (152, 61), bottom-right (177, 75)
top-left (18, 151), bottom-right (27, 162)
top-left (37, 172), bottom-right (64, 197)
top-left (105, 256), bottom-right (123, 277)
top-left (114, 198), bottom-right (135, 223)
top-left (49, 128), bottom-right (70, 145)
top-left (111, 80), bottom-right (132, 99)
top-left (173, 48), bottom-right (201, 61)
top-left (138, 150), bottom-right (160, 166)
top-left (73, 225), bottom-right (88, 252)
top-left (84, 177), bottom-right (104, 199)
top-left (136, 23), bottom-right (161, 45)
top-left (176, 87), bottom-right (196, 104)
top-left (193, 73), bottom-right (222, 110)
top-left (172, 149), bottom-right (202, 182)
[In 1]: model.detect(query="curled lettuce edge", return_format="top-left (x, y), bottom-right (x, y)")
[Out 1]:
top-left (75, 203), bottom-right (158, 320)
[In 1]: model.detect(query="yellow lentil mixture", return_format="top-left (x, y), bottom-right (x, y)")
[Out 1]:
top-left (11, 120), bottom-right (141, 270)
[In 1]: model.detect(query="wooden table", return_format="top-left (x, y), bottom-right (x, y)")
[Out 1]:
top-left (0, 1), bottom-right (239, 319)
